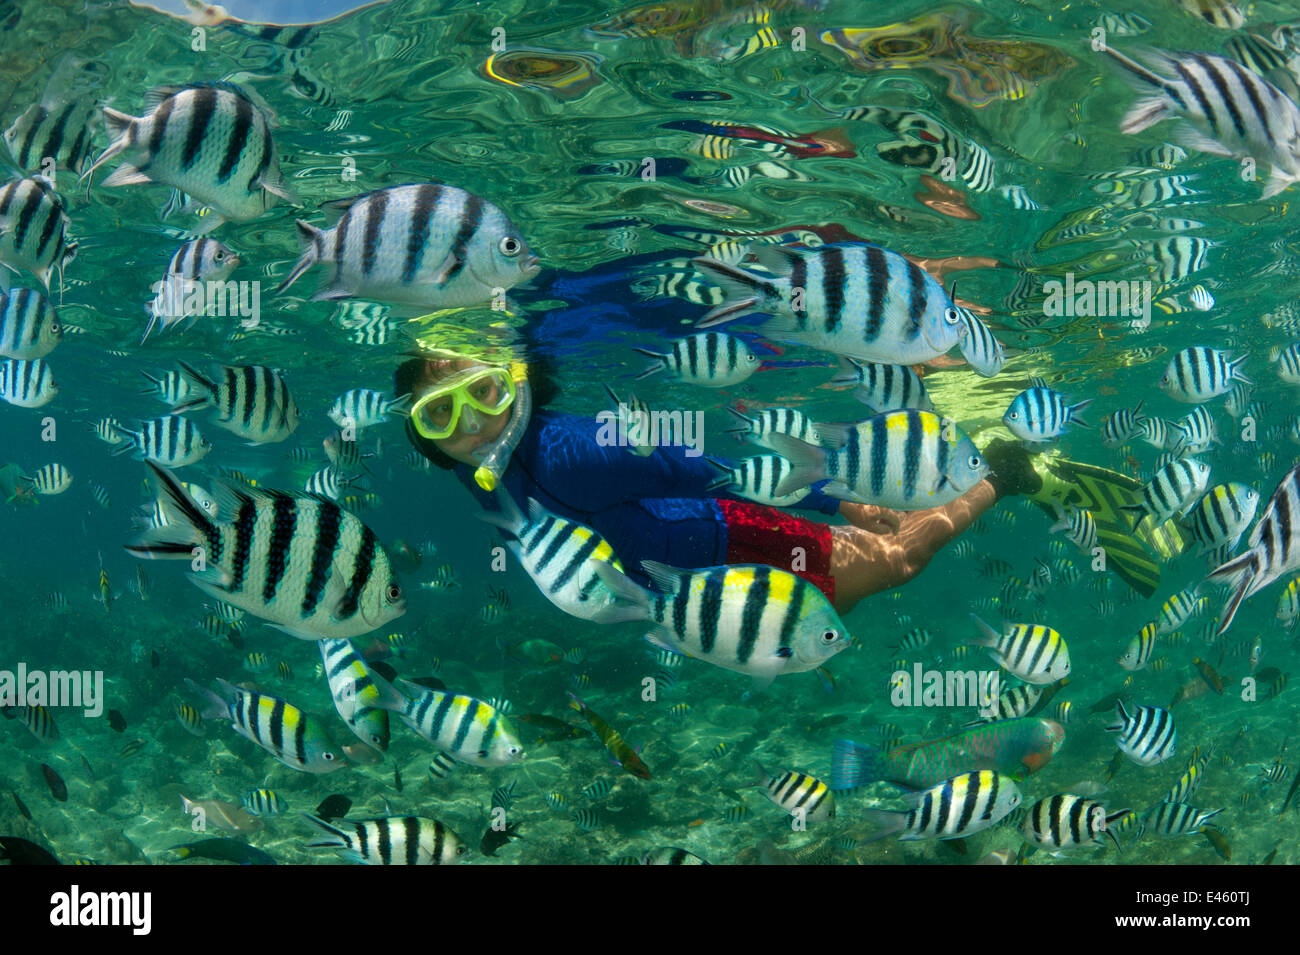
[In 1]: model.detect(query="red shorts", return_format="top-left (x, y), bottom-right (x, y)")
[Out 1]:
top-left (715, 498), bottom-right (835, 602)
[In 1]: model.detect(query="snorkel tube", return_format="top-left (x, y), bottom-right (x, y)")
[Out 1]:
top-left (472, 362), bottom-right (531, 492)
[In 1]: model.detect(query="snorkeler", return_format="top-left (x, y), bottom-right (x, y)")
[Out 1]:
top-left (395, 345), bottom-right (1046, 615)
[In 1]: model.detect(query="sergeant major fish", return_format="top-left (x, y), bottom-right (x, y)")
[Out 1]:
top-left (277, 182), bottom-right (539, 308)
top-left (693, 243), bottom-right (968, 366)
top-left (184, 677), bottom-right (345, 773)
top-left (127, 462), bottom-right (405, 641)
top-left (82, 82), bottom-right (293, 229)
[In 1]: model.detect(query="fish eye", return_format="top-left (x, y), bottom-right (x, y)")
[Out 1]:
top-left (944, 307), bottom-right (960, 324)
top-left (386, 584), bottom-right (402, 602)
top-left (821, 629), bottom-right (839, 644)
top-left (510, 746), bottom-right (522, 756)
top-left (371, 734), bottom-right (383, 745)
top-left (499, 236), bottom-right (522, 256)
top-left (322, 752), bottom-right (335, 761)
top-left (214, 250), bottom-right (225, 261)
top-left (968, 454), bottom-right (982, 469)
top-left (50, 322), bottom-right (60, 333)
top-left (456, 845), bottom-right (468, 855)
top-left (1008, 411), bottom-right (1019, 419)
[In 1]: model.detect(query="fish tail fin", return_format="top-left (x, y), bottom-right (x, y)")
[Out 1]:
top-left (591, 562), bottom-right (653, 623)
top-left (125, 461), bottom-right (216, 561)
top-left (968, 613), bottom-right (1001, 648)
top-left (1229, 353), bottom-right (1252, 385)
top-left (631, 347), bottom-right (667, 381)
top-left (476, 487), bottom-right (526, 537)
top-left (763, 431), bottom-right (829, 497)
top-left (1102, 48), bottom-right (1175, 134)
top-left (830, 738), bottom-right (884, 791)
top-left (79, 107), bottom-right (135, 185)
top-left (859, 808), bottom-right (908, 843)
top-left (692, 256), bottom-right (775, 327)
top-left (1206, 550), bottom-right (1260, 636)
top-left (1069, 399), bottom-right (1093, 427)
top-left (182, 677), bottom-right (229, 722)
top-left (277, 220), bottom-right (325, 293)
top-left (300, 813), bottom-right (349, 848)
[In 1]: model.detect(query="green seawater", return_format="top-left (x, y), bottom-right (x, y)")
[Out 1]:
top-left (1, 0), bottom-right (1297, 865)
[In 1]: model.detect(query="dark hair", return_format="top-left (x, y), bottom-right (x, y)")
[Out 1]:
top-left (395, 349), bottom-right (558, 470)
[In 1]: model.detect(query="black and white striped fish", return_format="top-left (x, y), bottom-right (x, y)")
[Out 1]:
top-left (242, 789), bottom-right (285, 816)
top-left (1224, 32), bottom-right (1300, 100)
top-left (142, 238), bottom-right (239, 344)
top-left (1097, 12), bottom-right (1151, 36)
top-left (632, 268), bottom-right (726, 306)
top-left (25, 462), bottom-right (71, 495)
top-left (725, 405), bottom-right (823, 452)
top-left (278, 183), bottom-right (539, 308)
top-left (956, 308), bottom-right (1005, 377)
top-left (1123, 457), bottom-right (1211, 529)
top-left (0, 287), bottom-right (60, 359)
top-left (479, 492), bottom-right (631, 624)
top-left (1172, 406), bottom-right (1217, 454)
top-left (634, 332), bottom-right (759, 386)
top-left (1107, 701), bottom-right (1176, 766)
top-left (827, 102), bottom-right (997, 192)
top-left (1050, 507), bottom-right (1098, 553)
top-left (128, 462), bottom-right (405, 640)
top-left (1103, 47), bottom-right (1300, 199)
top-left (328, 389), bottom-right (411, 429)
top-left (318, 637), bottom-right (405, 752)
top-left (831, 357), bottom-right (933, 412)
top-left (1004, 386), bottom-right (1091, 443)
top-left (999, 184), bottom-right (1040, 210)
top-left (89, 482), bottom-right (110, 508)
top-left (1172, 0), bottom-right (1244, 30)
top-left (767, 411), bottom-right (989, 510)
top-left (333, 302), bottom-right (394, 345)
top-left (174, 362), bottom-right (299, 444)
top-left (754, 764), bottom-right (835, 822)
top-left (1276, 343), bottom-right (1300, 383)
top-left (0, 356), bottom-right (55, 407)
top-left (303, 465), bottom-right (353, 501)
top-left (863, 771), bottom-right (1022, 842)
top-left (1143, 801), bottom-right (1223, 836)
top-left (707, 454), bottom-right (810, 508)
top-left (1021, 794), bottom-right (1126, 850)
top-left (1184, 482), bottom-right (1258, 559)
top-left (594, 561), bottom-right (851, 688)
top-left (304, 814), bottom-right (466, 865)
top-left (1208, 461), bottom-right (1300, 635)
top-left (185, 677), bottom-right (345, 773)
top-left (970, 615), bottom-right (1070, 684)
top-left (0, 176), bottom-right (77, 290)
top-left (14, 704), bottom-right (59, 742)
top-left (694, 243), bottom-right (968, 366)
top-left (1119, 622), bottom-right (1158, 670)
top-left (394, 678), bottom-right (523, 767)
top-left (965, 683), bottom-right (1042, 724)
top-left (140, 368), bottom-right (195, 407)
top-left (1102, 402), bottom-right (1147, 447)
top-left (1137, 416), bottom-right (1175, 450)
top-left (1160, 346), bottom-right (1250, 403)
top-left (83, 83), bottom-right (292, 227)
top-left (110, 415), bottom-right (210, 467)
top-left (4, 100), bottom-right (99, 176)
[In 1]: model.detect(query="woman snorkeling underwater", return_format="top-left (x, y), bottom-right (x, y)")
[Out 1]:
top-left (395, 343), bottom-right (1044, 615)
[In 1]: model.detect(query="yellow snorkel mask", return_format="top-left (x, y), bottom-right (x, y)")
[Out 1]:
top-left (405, 321), bottom-right (532, 492)
top-left (410, 365), bottom-right (518, 441)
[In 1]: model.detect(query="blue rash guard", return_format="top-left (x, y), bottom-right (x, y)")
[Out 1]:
top-left (453, 409), bottom-right (842, 586)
